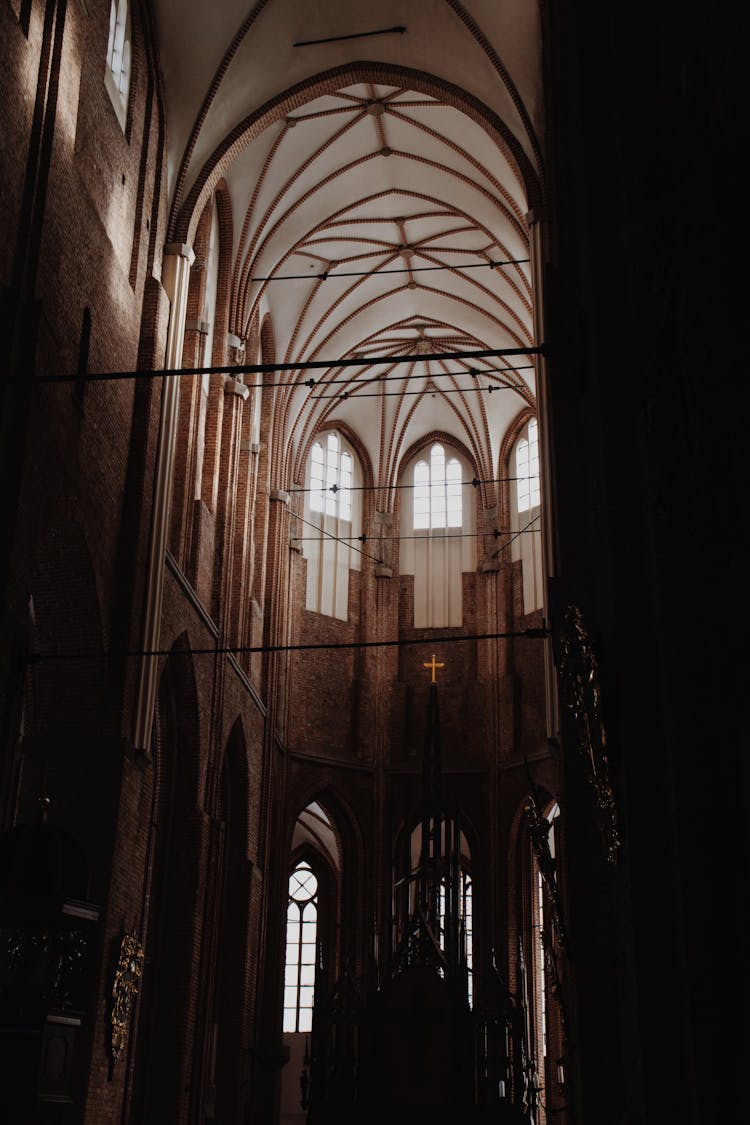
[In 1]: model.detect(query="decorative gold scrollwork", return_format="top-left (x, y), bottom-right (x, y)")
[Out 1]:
top-left (558, 604), bottom-right (620, 865)
top-left (110, 933), bottom-right (144, 1062)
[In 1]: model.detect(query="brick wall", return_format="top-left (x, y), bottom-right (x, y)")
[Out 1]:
top-left (0, 6), bottom-right (558, 1122)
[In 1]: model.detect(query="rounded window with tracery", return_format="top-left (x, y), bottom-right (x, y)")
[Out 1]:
top-left (283, 861), bottom-right (319, 1032)
top-left (289, 865), bottom-right (318, 903)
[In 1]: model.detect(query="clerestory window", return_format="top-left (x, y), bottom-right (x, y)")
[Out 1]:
top-left (401, 443), bottom-right (473, 628)
top-left (511, 418), bottom-right (543, 613)
top-left (105, 0), bottom-right (132, 131)
top-left (310, 432), bottom-right (353, 521)
top-left (516, 418), bottom-right (540, 513)
top-left (413, 443), bottom-right (462, 530)
top-left (303, 432), bottom-right (359, 620)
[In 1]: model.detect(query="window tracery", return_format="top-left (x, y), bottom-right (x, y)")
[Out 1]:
top-left (413, 443), bottom-right (462, 531)
top-left (516, 418), bottom-right (541, 513)
top-left (105, 0), bottom-right (131, 130)
top-left (401, 443), bottom-right (473, 627)
top-left (303, 432), bottom-right (359, 620)
top-left (283, 861), bottom-right (318, 1034)
top-left (510, 419), bottom-right (543, 613)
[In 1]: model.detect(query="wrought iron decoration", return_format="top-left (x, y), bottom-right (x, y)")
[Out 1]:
top-left (110, 933), bottom-right (144, 1062)
top-left (558, 604), bottom-right (620, 865)
top-left (523, 787), bottom-right (568, 947)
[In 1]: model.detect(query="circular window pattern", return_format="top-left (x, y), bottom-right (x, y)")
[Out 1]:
top-left (289, 864), bottom-right (317, 902)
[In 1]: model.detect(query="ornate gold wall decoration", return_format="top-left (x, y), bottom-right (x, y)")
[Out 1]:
top-left (110, 934), bottom-right (144, 1062)
top-left (558, 604), bottom-right (621, 865)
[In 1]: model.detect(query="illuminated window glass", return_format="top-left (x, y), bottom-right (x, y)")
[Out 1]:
top-left (406, 443), bottom-right (468, 627)
top-left (534, 802), bottom-right (560, 1069)
top-left (283, 862), bottom-right (318, 1033)
top-left (516, 419), bottom-right (541, 512)
top-left (538, 867), bottom-right (547, 1057)
top-left (105, 0), bottom-right (131, 129)
top-left (413, 443), bottom-right (462, 530)
top-left (305, 432), bottom-right (358, 619)
top-left (438, 869), bottom-right (474, 1006)
top-left (309, 433), bottom-right (352, 521)
top-left (463, 872), bottom-right (474, 1006)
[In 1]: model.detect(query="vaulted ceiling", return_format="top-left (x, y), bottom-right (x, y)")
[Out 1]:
top-left (156, 0), bottom-right (545, 500)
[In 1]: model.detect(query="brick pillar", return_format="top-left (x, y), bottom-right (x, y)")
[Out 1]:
top-left (132, 242), bottom-right (195, 754)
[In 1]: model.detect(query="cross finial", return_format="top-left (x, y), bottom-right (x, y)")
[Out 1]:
top-left (423, 654), bottom-right (445, 683)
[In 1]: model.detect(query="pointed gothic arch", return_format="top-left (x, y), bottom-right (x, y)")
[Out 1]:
top-left (399, 435), bottom-right (477, 628)
top-left (212, 716), bottom-right (253, 1125)
top-left (131, 634), bottom-right (203, 1125)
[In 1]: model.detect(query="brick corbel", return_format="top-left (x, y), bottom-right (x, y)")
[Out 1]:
top-left (224, 376), bottom-right (250, 401)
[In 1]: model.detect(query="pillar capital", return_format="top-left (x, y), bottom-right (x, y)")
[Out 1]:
top-left (164, 241), bottom-right (196, 266)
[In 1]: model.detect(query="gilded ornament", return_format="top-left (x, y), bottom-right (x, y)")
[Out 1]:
top-left (558, 604), bottom-right (621, 865)
top-left (110, 933), bottom-right (144, 1062)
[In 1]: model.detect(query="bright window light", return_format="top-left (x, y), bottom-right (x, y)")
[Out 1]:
top-left (283, 862), bottom-right (318, 1033)
top-left (516, 419), bottom-right (541, 512)
top-left (413, 443), bottom-right (462, 530)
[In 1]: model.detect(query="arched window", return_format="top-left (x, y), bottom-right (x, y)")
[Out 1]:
top-left (105, 0), bottom-right (131, 130)
top-left (280, 801), bottom-right (343, 1119)
top-left (511, 418), bottom-right (543, 613)
top-left (310, 432), bottom-right (353, 521)
top-left (303, 432), bottom-right (360, 620)
top-left (401, 443), bottom-right (474, 627)
top-left (283, 861), bottom-right (318, 1033)
top-left (516, 418), bottom-right (541, 512)
top-left (413, 443), bottom-right (462, 530)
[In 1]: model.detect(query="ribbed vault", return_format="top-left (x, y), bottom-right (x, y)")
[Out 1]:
top-left (157, 1), bottom-right (544, 500)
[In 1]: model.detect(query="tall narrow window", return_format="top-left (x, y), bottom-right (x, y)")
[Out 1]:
top-left (530, 800), bottom-right (561, 1124)
top-left (537, 866), bottom-right (547, 1059)
top-left (105, 0), bottom-right (131, 130)
top-left (516, 418), bottom-right (540, 512)
top-left (280, 804), bottom-right (341, 1120)
top-left (413, 443), bottom-right (462, 530)
top-left (463, 871), bottom-right (474, 1006)
top-left (283, 862), bottom-right (318, 1033)
top-left (511, 418), bottom-right (543, 613)
top-left (439, 868), bottom-right (474, 1006)
top-left (310, 433), bottom-right (352, 521)
top-left (303, 432), bottom-right (359, 620)
top-left (402, 443), bottom-right (473, 628)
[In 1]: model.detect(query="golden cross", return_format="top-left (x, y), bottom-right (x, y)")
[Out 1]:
top-left (423, 654), bottom-right (445, 683)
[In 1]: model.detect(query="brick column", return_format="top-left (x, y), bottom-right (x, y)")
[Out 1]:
top-left (132, 242), bottom-right (195, 754)
top-left (527, 213), bottom-right (559, 742)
